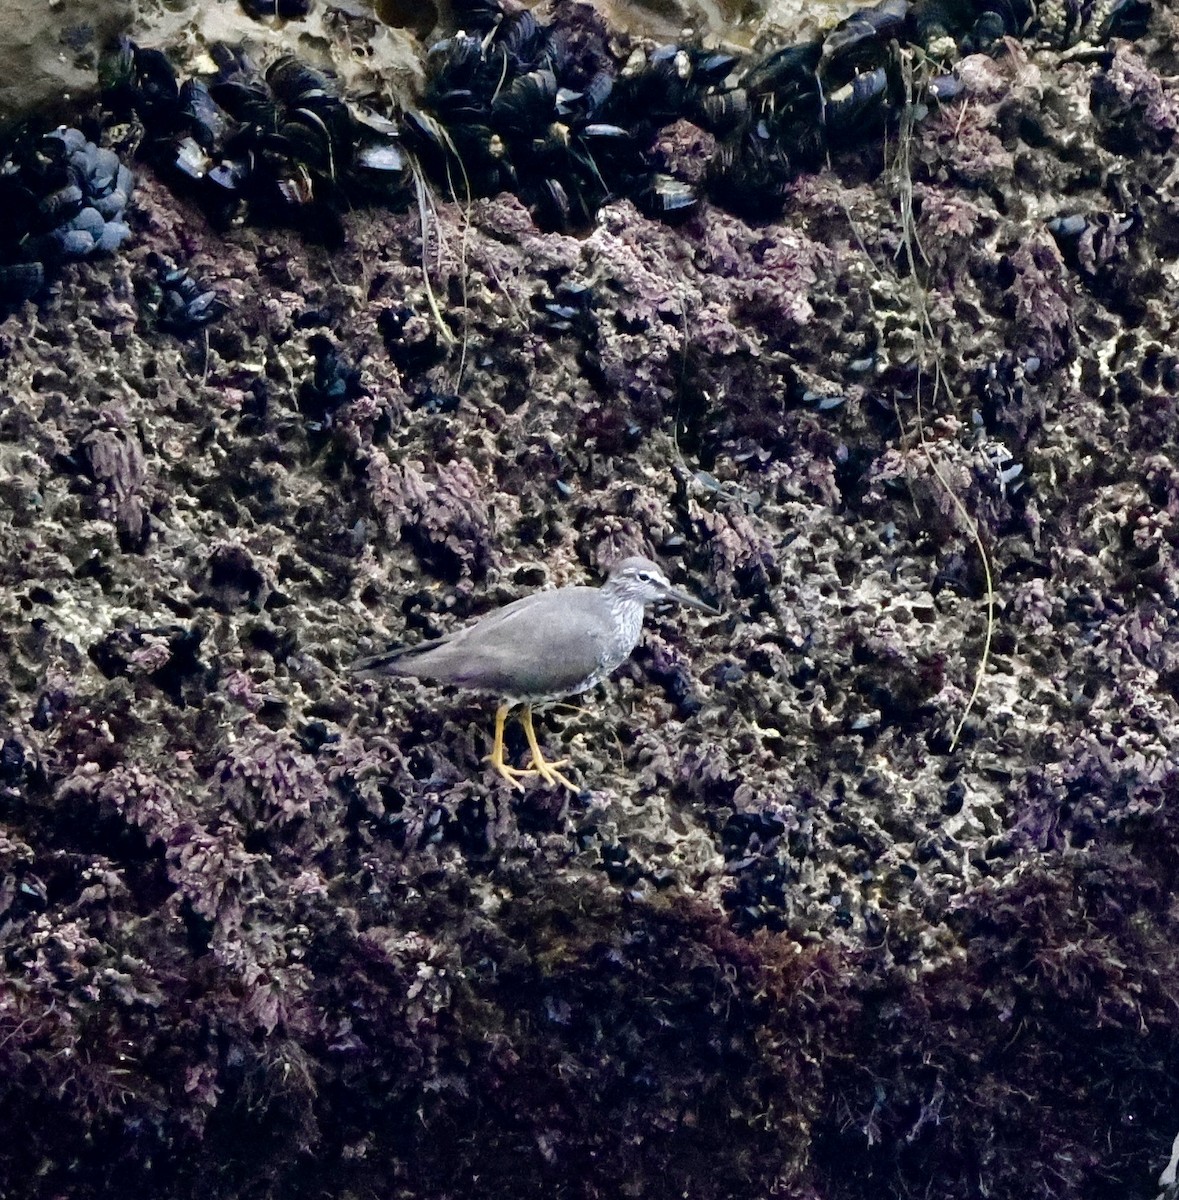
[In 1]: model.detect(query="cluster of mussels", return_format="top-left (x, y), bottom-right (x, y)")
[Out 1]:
top-left (99, 0), bottom-right (1149, 237)
top-left (100, 38), bottom-right (408, 244)
top-left (0, 0), bottom-right (1152, 310)
top-left (716, 0), bottom-right (1149, 214)
top-left (0, 127), bottom-right (134, 304)
top-left (402, 1), bottom-right (739, 225)
top-left (413, 0), bottom-right (1150, 225)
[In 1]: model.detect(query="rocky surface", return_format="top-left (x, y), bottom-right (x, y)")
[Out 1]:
top-left (3, 2), bottom-right (1179, 1198)
top-left (0, 0), bottom-right (134, 122)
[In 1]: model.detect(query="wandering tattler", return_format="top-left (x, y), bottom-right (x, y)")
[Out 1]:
top-left (352, 556), bottom-right (718, 791)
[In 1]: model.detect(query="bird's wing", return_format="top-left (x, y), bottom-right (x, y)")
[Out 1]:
top-left (349, 593), bottom-right (547, 676)
top-left (396, 587), bottom-right (616, 697)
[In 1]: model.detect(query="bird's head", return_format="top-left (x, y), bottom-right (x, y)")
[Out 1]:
top-left (603, 556), bottom-right (719, 613)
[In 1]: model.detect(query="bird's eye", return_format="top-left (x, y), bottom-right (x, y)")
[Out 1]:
top-left (637, 572), bottom-right (652, 583)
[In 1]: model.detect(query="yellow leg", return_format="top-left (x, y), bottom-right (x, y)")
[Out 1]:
top-left (484, 703), bottom-right (537, 791)
top-left (520, 705), bottom-right (579, 792)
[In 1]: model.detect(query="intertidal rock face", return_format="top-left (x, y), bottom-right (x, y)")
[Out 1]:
top-left (0, 0), bottom-right (133, 121)
top-left (2, 1), bottom-right (1179, 1198)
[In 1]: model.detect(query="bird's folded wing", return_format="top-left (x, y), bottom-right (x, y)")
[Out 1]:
top-left (412, 590), bottom-right (614, 696)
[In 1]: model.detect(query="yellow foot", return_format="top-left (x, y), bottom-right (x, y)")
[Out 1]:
top-left (485, 702), bottom-right (538, 792)
top-left (527, 756), bottom-right (579, 792)
top-left (519, 705), bottom-right (580, 792)
top-left (485, 757), bottom-right (538, 793)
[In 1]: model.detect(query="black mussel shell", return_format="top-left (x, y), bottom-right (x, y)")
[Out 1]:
top-left (821, 0), bottom-right (910, 71)
top-left (450, 0), bottom-right (503, 34)
top-left (180, 78), bottom-right (229, 150)
top-left (823, 66), bottom-right (892, 141)
top-left (742, 41), bottom-right (822, 98)
top-left (241, 0), bottom-right (314, 18)
top-left (639, 173), bottom-right (697, 218)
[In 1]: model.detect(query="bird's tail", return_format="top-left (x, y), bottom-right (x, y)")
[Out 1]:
top-left (349, 638), bottom-right (446, 677)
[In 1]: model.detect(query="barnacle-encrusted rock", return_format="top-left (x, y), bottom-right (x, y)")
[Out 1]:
top-left (3, 0), bottom-right (1179, 1196)
top-left (0, 0), bottom-right (133, 121)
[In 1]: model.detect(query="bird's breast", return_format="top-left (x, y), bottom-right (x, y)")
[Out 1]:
top-left (599, 599), bottom-right (645, 673)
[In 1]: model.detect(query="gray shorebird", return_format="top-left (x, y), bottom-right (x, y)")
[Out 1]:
top-left (351, 556), bottom-right (718, 791)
